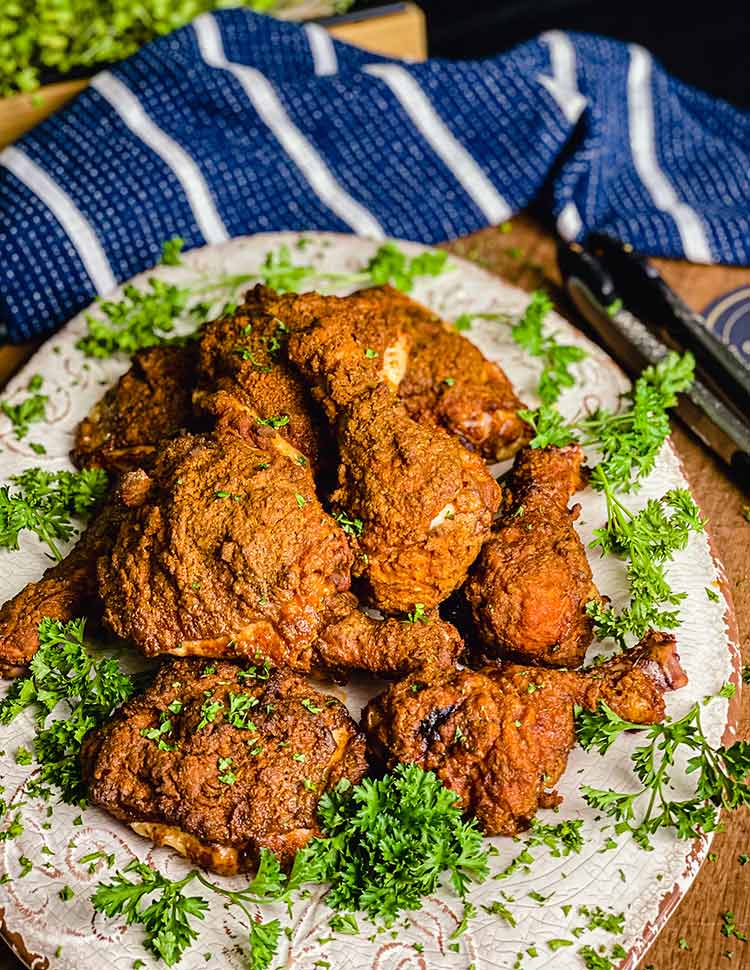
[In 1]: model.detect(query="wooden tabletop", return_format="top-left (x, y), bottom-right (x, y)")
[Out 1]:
top-left (0, 215), bottom-right (748, 969)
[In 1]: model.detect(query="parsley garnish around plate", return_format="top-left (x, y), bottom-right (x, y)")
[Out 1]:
top-left (160, 237), bottom-right (185, 266)
top-left (75, 237), bottom-right (450, 359)
top-left (576, 696), bottom-right (750, 849)
top-left (93, 765), bottom-right (489, 967)
top-left (253, 241), bottom-right (450, 295)
top-left (585, 482), bottom-right (705, 645)
top-left (578, 942), bottom-right (628, 969)
top-left (77, 278), bottom-right (193, 358)
top-left (520, 350), bottom-right (695, 493)
top-left (452, 292), bottom-right (585, 405)
top-left (0, 617), bottom-right (135, 803)
top-left (1, 373), bottom-right (48, 440)
top-left (511, 290), bottom-right (587, 404)
top-left (493, 817), bottom-right (584, 880)
top-left (91, 861), bottom-right (208, 967)
top-left (0, 466), bottom-right (107, 561)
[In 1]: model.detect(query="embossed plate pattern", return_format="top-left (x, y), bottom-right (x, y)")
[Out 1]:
top-left (0, 234), bottom-right (739, 970)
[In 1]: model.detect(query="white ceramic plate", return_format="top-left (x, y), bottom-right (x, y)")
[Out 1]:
top-left (0, 233), bottom-right (739, 970)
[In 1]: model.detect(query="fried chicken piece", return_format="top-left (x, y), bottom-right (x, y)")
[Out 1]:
top-left (81, 659), bottom-right (367, 874)
top-left (72, 344), bottom-right (197, 472)
top-left (465, 444), bottom-right (604, 668)
top-left (97, 429), bottom-right (462, 678)
top-left (285, 293), bottom-right (502, 613)
top-left (364, 630), bottom-right (687, 836)
top-left (315, 598), bottom-right (464, 679)
top-left (98, 431), bottom-right (353, 666)
top-left (193, 286), bottom-right (325, 469)
top-left (0, 500), bottom-right (117, 678)
top-left (366, 285), bottom-right (531, 460)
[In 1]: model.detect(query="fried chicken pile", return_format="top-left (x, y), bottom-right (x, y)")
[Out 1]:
top-left (0, 276), bottom-right (690, 869)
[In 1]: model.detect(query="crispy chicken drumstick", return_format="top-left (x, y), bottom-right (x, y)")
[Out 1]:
top-left (364, 630), bottom-right (687, 836)
top-left (465, 444), bottom-right (604, 668)
top-left (284, 291), bottom-right (502, 613)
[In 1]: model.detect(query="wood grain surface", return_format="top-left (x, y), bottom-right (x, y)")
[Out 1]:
top-left (0, 216), bottom-right (748, 969)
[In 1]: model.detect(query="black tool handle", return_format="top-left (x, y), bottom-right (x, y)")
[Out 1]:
top-left (586, 232), bottom-right (750, 420)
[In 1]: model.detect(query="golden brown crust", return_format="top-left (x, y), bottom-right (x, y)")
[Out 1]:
top-left (194, 286), bottom-right (326, 469)
top-left (81, 659), bottom-right (367, 872)
top-left (366, 285), bottom-right (531, 460)
top-left (364, 631), bottom-right (687, 835)
top-left (0, 500), bottom-right (118, 678)
top-left (465, 444), bottom-right (603, 668)
top-left (97, 431), bottom-right (353, 665)
top-left (315, 604), bottom-right (464, 678)
top-left (72, 344), bottom-right (197, 472)
top-left (284, 293), bottom-right (502, 613)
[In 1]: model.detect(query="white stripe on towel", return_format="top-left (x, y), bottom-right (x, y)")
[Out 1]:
top-left (91, 72), bottom-right (228, 245)
top-left (304, 23), bottom-right (338, 76)
top-left (0, 145), bottom-right (117, 295)
top-left (364, 62), bottom-right (512, 225)
top-left (194, 14), bottom-right (383, 238)
top-left (540, 30), bottom-right (587, 124)
top-left (627, 45), bottom-right (712, 263)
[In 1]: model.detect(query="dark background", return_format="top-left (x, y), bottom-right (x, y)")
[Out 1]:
top-left (390, 1), bottom-right (750, 107)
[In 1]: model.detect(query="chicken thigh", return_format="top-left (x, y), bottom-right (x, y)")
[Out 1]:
top-left (364, 630), bottom-right (687, 836)
top-left (72, 344), bottom-right (197, 472)
top-left (81, 658), bottom-right (367, 874)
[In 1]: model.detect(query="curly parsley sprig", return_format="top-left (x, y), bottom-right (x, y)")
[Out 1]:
top-left (92, 861), bottom-right (208, 967)
top-left (576, 692), bottom-right (750, 850)
top-left (0, 617), bottom-right (135, 803)
top-left (1, 374), bottom-right (47, 440)
top-left (519, 350), bottom-right (695, 493)
top-left (454, 290), bottom-right (586, 405)
top-left (94, 765), bottom-right (490, 967)
top-left (0, 466), bottom-right (107, 561)
top-left (586, 478), bottom-right (706, 645)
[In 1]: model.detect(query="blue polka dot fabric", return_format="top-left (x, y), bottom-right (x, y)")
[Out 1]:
top-left (1, 11), bottom-right (750, 343)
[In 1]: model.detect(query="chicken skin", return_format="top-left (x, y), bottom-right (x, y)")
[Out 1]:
top-left (81, 658), bottom-right (367, 874)
top-left (98, 430), bottom-right (353, 665)
top-left (285, 292), bottom-right (502, 613)
top-left (72, 344), bottom-right (197, 472)
top-left (465, 444), bottom-right (604, 668)
top-left (193, 285), bottom-right (325, 470)
top-left (367, 285), bottom-right (531, 460)
top-left (97, 429), bottom-right (464, 678)
top-left (0, 498), bottom-right (118, 677)
top-left (317, 599), bottom-right (464, 679)
top-left (364, 630), bottom-right (687, 836)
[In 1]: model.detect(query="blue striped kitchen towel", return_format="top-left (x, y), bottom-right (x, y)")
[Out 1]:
top-left (1, 9), bottom-right (750, 342)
